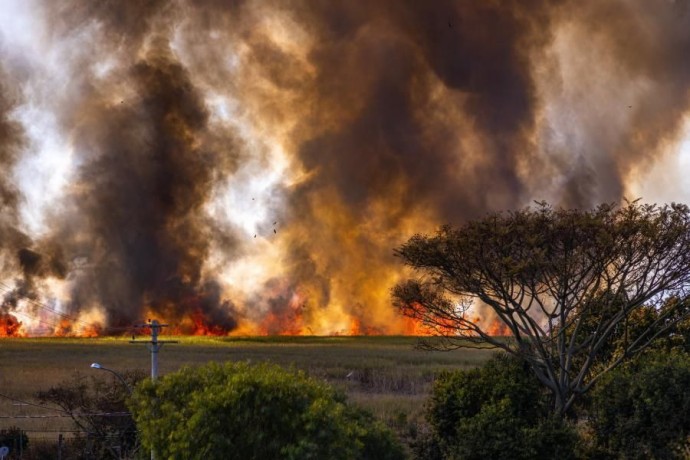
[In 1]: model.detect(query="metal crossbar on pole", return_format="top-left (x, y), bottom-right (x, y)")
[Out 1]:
top-left (130, 319), bottom-right (177, 459)
top-left (129, 319), bottom-right (178, 381)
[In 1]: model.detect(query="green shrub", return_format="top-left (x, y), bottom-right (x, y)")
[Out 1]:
top-left (420, 353), bottom-right (580, 460)
top-left (129, 361), bottom-right (405, 460)
top-left (588, 352), bottom-right (690, 459)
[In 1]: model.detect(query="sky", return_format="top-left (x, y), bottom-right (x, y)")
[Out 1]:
top-left (0, 0), bottom-right (689, 336)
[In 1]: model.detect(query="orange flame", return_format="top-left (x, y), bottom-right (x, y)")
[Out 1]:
top-left (188, 308), bottom-right (228, 336)
top-left (252, 287), bottom-right (306, 335)
top-left (348, 317), bottom-right (386, 336)
top-left (51, 319), bottom-right (103, 337)
top-left (0, 313), bottom-right (25, 337)
top-left (5, 292), bottom-right (512, 338)
top-left (487, 320), bottom-right (511, 336)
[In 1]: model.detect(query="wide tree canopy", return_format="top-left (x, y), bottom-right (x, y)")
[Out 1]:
top-left (393, 201), bottom-right (690, 415)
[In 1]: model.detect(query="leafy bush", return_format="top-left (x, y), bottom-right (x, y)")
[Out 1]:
top-left (129, 361), bottom-right (405, 460)
top-left (420, 353), bottom-right (580, 460)
top-left (587, 352), bottom-right (690, 459)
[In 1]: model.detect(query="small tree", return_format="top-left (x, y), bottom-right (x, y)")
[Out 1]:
top-left (36, 370), bottom-right (145, 459)
top-left (128, 361), bottom-right (405, 460)
top-left (393, 201), bottom-right (690, 416)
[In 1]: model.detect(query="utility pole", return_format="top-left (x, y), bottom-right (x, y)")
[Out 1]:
top-left (130, 319), bottom-right (177, 459)
top-left (130, 319), bottom-right (178, 381)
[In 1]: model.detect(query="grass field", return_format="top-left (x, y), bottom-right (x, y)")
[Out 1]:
top-left (0, 336), bottom-right (496, 452)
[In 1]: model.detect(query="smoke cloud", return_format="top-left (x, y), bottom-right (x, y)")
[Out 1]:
top-left (0, 0), bottom-right (688, 335)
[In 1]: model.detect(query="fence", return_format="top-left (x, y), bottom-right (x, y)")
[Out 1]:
top-left (0, 429), bottom-right (141, 459)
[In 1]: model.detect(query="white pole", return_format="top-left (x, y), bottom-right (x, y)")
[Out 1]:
top-left (130, 319), bottom-right (177, 460)
top-left (150, 320), bottom-right (159, 382)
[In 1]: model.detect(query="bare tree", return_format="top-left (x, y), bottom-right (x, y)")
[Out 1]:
top-left (393, 201), bottom-right (690, 416)
top-left (36, 370), bottom-right (145, 459)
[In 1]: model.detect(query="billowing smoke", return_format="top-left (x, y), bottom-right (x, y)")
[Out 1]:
top-left (0, 0), bottom-right (688, 335)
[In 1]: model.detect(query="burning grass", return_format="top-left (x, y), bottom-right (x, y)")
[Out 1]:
top-left (0, 313), bottom-right (25, 337)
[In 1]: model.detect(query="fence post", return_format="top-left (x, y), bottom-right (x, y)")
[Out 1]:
top-left (58, 433), bottom-right (64, 460)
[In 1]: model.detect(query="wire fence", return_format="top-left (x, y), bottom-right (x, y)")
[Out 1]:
top-left (0, 392), bottom-right (140, 460)
top-left (0, 428), bottom-right (141, 459)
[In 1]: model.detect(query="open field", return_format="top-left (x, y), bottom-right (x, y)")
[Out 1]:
top-left (0, 335), bottom-right (497, 448)
top-left (0, 336), bottom-right (491, 430)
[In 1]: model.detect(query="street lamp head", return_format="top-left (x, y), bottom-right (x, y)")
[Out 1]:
top-left (90, 363), bottom-right (102, 369)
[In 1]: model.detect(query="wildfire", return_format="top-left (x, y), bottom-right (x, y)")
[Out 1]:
top-left (258, 296), bottom-right (305, 336)
top-left (487, 321), bottom-right (511, 337)
top-left (348, 317), bottom-right (385, 336)
top-left (0, 303), bottom-right (513, 338)
top-left (51, 319), bottom-right (103, 337)
top-left (0, 313), bottom-right (25, 337)
top-left (401, 317), bottom-right (434, 336)
top-left (0, 275), bottom-right (515, 338)
top-left (189, 309), bottom-right (226, 336)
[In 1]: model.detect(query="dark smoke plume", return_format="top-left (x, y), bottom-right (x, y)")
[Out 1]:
top-left (56, 50), bottom-right (240, 329)
top-left (0, 0), bottom-right (688, 334)
top-left (0, 62), bottom-right (36, 317)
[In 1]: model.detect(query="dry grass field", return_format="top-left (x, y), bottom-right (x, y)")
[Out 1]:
top-left (0, 336), bottom-right (496, 453)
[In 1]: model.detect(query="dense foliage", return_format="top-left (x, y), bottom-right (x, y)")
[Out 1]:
top-left (129, 361), bottom-right (405, 460)
top-left (419, 353), bottom-right (579, 460)
top-left (394, 201), bottom-right (690, 415)
top-left (587, 352), bottom-right (690, 459)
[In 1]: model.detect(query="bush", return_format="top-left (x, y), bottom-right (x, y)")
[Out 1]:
top-left (129, 361), bottom-right (405, 460)
top-left (588, 352), bottom-right (690, 459)
top-left (0, 426), bottom-right (28, 457)
top-left (420, 353), bottom-right (580, 460)
top-left (35, 370), bottom-right (146, 459)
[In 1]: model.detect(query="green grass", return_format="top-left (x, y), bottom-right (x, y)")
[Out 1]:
top-left (0, 336), bottom-right (496, 443)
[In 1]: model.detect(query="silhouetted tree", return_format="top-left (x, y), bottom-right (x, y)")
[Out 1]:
top-left (36, 370), bottom-right (145, 459)
top-left (393, 201), bottom-right (690, 416)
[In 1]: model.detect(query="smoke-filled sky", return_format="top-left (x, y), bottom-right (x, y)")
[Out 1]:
top-left (0, 0), bottom-right (689, 336)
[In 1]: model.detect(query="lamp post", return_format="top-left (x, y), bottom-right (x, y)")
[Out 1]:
top-left (89, 363), bottom-right (137, 460)
top-left (90, 363), bottom-right (132, 394)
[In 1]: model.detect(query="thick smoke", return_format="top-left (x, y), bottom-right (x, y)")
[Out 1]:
top-left (0, 61), bottom-right (34, 323)
top-left (61, 52), bottom-right (238, 329)
top-left (0, 0), bottom-right (688, 335)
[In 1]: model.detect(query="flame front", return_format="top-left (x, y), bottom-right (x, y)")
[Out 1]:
top-left (0, 313), bottom-right (24, 337)
top-left (0, 1), bottom-right (689, 337)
